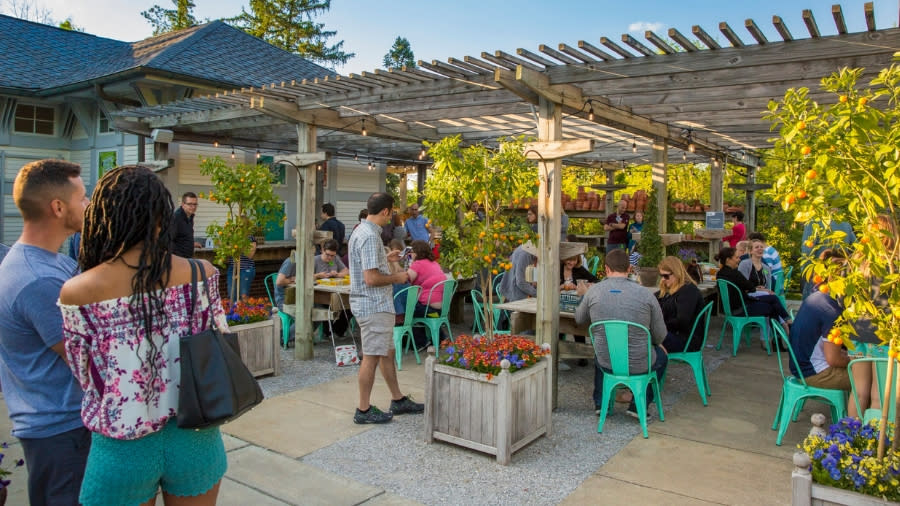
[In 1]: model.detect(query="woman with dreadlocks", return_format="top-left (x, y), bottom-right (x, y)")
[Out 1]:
top-left (59, 166), bottom-right (228, 506)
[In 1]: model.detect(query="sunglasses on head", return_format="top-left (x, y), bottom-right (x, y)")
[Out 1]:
top-left (659, 273), bottom-right (672, 280)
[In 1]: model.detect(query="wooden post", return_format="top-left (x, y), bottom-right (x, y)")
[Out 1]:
top-left (651, 140), bottom-right (668, 233)
top-left (745, 166), bottom-right (757, 232)
top-left (294, 122), bottom-right (318, 360)
top-left (710, 160), bottom-right (724, 260)
top-left (496, 359), bottom-right (512, 465)
top-left (605, 167), bottom-right (617, 220)
top-left (423, 349), bottom-right (435, 443)
top-left (399, 173), bottom-right (408, 210)
top-left (535, 97), bottom-right (562, 408)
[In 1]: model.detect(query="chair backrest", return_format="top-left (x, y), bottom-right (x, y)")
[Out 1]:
top-left (769, 320), bottom-right (808, 386)
top-left (471, 289), bottom-right (487, 334)
top-left (395, 285), bottom-right (421, 325)
top-left (588, 320), bottom-right (652, 376)
top-left (682, 301), bottom-right (715, 352)
top-left (493, 272), bottom-right (505, 302)
top-left (849, 357), bottom-right (897, 424)
top-left (264, 272), bottom-right (278, 307)
top-left (784, 266), bottom-right (793, 290)
top-left (587, 256), bottom-right (600, 276)
top-left (424, 278), bottom-right (457, 317)
top-left (772, 270), bottom-right (785, 297)
top-left (717, 278), bottom-right (749, 317)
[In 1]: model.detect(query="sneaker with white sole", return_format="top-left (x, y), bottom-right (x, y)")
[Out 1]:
top-left (626, 403), bottom-right (653, 422)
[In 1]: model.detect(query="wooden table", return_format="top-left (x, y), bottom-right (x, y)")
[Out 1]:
top-left (495, 281), bottom-right (718, 360)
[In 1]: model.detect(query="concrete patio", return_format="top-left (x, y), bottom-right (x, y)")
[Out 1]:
top-left (1, 314), bottom-right (828, 505)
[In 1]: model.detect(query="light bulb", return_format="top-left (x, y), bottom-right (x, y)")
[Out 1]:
top-left (256, 149), bottom-right (261, 159)
top-left (632, 139), bottom-right (637, 153)
top-left (682, 151), bottom-right (687, 161)
top-left (361, 119), bottom-right (367, 136)
top-left (214, 140), bottom-right (219, 148)
top-left (231, 147), bottom-right (235, 159)
top-left (688, 142), bottom-right (696, 153)
top-left (588, 105), bottom-right (594, 121)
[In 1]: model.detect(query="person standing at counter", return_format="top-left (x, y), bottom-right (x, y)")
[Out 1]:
top-left (171, 192), bottom-right (201, 258)
top-left (604, 200), bottom-right (629, 252)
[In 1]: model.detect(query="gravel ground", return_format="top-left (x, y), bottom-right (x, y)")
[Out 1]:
top-left (256, 313), bottom-right (731, 505)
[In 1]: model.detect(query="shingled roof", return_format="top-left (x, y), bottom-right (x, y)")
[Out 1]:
top-left (0, 15), bottom-right (331, 94)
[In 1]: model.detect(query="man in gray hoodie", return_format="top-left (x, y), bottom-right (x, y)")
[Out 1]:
top-left (575, 249), bottom-right (668, 417)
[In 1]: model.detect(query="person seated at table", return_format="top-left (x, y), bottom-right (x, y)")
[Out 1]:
top-left (788, 251), bottom-right (854, 413)
top-left (738, 238), bottom-right (772, 291)
top-left (314, 239), bottom-right (350, 337)
top-left (735, 240), bottom-right (750, 261)
top-left (575, 249), bottom-right (668, 418)
top-left (499, 241), bottom-right (538, 303)
top-left (627, 211), bottom-right (644, 252)
top-left (559, 252), bottom-right (598, 291)
top-left (315, 239), bottom-right (349, 280)
top-left (406, 240), bottom-right (447, 348)
top-left (655, 256), bottom-right (705, 353)
top-left (715, 246), bottom-right (792, 339)
top-left (274, 255), bottom-right (296, 310)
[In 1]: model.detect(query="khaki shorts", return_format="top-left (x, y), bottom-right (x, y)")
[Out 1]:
top-left (356, 312), bottom-right (394, 357)
top-left (805, 366), bottom-right (851, 391)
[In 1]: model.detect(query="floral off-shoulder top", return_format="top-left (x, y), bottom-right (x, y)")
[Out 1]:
top-left (59, 273), bottom-right (229, 440)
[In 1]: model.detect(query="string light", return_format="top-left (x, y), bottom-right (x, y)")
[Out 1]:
top-left (255, 146), bottom-right (261, 159)
top-left (713, 157), bottom-right (720, 168)
top-left (213, 140), bottom-right (219, 148)
top-left (688, 141), bottom-right (696, 153)
top-left (231, 146), bottom-right (235, 159)
top-left (353, 152), bottom-right (358, 161)
top-left (361, 119), bottom-right (367, 136)
top-left (682, 151), bottom-right (687, 161)
top-left (588, 104), bottom-right (595, 121)
top-left (632, 138), bottom-right (637, 153)
top-left (419, 145), bottom-right (426, 160)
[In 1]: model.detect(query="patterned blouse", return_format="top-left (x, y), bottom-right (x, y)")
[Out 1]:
top-left (59, 273), bottom-right (229, 440)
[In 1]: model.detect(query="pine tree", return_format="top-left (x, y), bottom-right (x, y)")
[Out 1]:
top-left (228, 0), bottom-right (354, 66)
top-left (141, 0), bottom-right (198, 36)
top-left (382, 36), bottom-right (415, 70)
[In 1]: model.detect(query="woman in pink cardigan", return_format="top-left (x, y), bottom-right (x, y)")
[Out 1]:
top-left (722, 211), bottom-right (746, 248)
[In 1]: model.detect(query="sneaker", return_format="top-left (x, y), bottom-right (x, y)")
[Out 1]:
top-left (390, 395), bottom-right (424, 415)
top-left (354, 405), bottom-right (393, 424)
top-left (595, 406), bottom-right (602, 416)
top-left (626, 403), bottom-right (653, 422)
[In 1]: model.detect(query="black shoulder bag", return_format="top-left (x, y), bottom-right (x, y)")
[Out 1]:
top-left (177, 259), bottom-right (264, 429)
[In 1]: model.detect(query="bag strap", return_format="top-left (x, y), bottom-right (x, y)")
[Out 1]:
top-left (187, 259), bottom-right (213, 329)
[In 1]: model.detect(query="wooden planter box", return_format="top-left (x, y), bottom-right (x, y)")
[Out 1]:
top-left (793, 452), bottom-right (898, 505)
top-left (231, 318), bottom-right (281, 378)
top-left (423, 352), bottom-right (552, 465)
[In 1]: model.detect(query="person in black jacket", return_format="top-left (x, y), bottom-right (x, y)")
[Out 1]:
top-left (715, 246), bottom-right (792, 326)
top-left (655, 256), bottom-right (705, 352)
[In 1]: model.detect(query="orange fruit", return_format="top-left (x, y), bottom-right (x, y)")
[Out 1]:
top-left (805, 240), bottom-right (814, 248)
top-left (888, 348), bottom-right (898, 359)
top-left (860, 236), bottom-right (871, 245)
top-left (798, 121), bottom-right (807, 130)
top-left (801, 146), bottom-right (812, 156)
top-left (805, 169), bottom-right (817, 180)
top-left (813, 274), bottom-right (824, 284)
top-left (819, 284), bottom-right (830, 294)
top-left (858, 97), bottom-right (868, 107)
top-left (797, 190), bottom-right (808, 199)
top-left (831, 328), bottom-right (841, 337)
top-left (832, 337), bottom-right (843, 347)
top-left (785, 195), bottom-right (796, 205)
top-left (839, 95), bottom-right (848, 103)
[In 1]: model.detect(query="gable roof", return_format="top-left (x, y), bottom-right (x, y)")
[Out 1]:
top-left (0, 15), bottom-right (331, 94)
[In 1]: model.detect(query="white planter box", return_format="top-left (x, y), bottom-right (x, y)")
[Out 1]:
top-left (793, 452), bottom-right (898, 505)
top-left (231, 318), bottom-right (281, 377)
top-left (423, 352), bottom-right (552, 465)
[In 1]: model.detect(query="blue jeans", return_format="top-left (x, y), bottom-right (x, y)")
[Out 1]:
top-left (606, 242), bottom-right (626, 253)
top-left (593, 345), bottom-right (668, 408)
top-left (226, 265), bottom-right (256, 300)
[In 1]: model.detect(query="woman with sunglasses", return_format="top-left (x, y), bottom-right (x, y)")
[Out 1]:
top-left (715, 246), bottom-right (792, 333)
top-left (656, 256), bottom-right (705, 352)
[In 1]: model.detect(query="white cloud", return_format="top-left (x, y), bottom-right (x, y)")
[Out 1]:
top-left (628, 21), bottom-right (665, 33)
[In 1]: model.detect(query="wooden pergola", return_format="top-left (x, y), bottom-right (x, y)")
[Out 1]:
top-left (114, 3), bottom-right (900, 404)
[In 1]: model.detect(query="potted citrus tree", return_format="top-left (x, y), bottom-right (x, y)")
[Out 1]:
top-left (199, 156), bottom-right (285, 376)
top-left (766, 57), bottom-right (900, 503)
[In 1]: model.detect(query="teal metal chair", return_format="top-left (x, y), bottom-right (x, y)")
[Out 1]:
top-left (470, 289), bottom-right (510, 336)
top-left (661, 302), bottom-right (715, 406)
top-left (590, 320), bottom-right (665, 439)
top-left (769, 321), bottom-right (847, 445)
top-left (264, 272), bottom-right (294, 349)
top-left (849, 357), bottom-right (896, 425)
top-left (413, 278), bottom-right (458, 351)
top-left (715, 279), bottom-right (771, 356)
top-left (492, 272), bottom-right (506, 303)
top-left (587, 255), bottom-right (600, 276)
top-left (393, 285), bottom-right (421, 370)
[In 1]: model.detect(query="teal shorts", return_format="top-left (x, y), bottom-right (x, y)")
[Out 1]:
top-left (80, 419), bottom-right (227, 505)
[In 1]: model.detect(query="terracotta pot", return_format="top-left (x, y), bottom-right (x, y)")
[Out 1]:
top-left (599, 201), bottom-right (606, 212)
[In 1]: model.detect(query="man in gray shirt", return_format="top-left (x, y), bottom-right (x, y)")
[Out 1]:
top-left (575, 249), bottom-right (668, 417)
top-left (0, 242), bottom-right (9, 265)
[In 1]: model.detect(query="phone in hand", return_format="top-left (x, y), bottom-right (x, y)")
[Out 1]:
top-left (402, 246), bottom-right (412, 257)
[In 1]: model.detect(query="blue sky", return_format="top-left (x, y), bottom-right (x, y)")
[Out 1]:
top-left (18, 0), bottom-right (900, 73)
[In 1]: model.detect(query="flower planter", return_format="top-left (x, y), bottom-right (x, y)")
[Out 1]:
top-left (231, 318), bottom-right (281, 377)
top-left (792, 452), bottom-right (897, 505)
top-left (423, 351), bottom-right (552, 465)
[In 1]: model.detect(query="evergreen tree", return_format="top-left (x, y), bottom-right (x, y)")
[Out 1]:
top-left (382, 36), bottom-right (415, 70)
top-left (141, 0), bottom-right (198, 36)
top-left (228, 0), bottom-right (354, 66)
top-left (637, 187), bottom-right (663, 269)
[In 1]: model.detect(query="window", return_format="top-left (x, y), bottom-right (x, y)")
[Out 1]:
top-left (98, 115), bottom-right (115, 134)
top-left (14, 104), bottom-right (55, 135)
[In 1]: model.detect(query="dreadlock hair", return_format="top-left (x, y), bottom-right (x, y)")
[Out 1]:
top-left (80, 165), bottom-right (174, 400)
